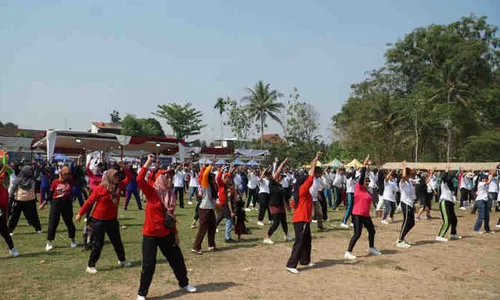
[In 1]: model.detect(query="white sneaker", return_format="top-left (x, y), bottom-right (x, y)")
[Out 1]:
top-left (350, 223), bottom-right (354, 227)
top-left (496, 224), bottom-right (500, 228)
top-left (472, 231), bottom-right (484, 235)
top-left (182, 285), bottom-right (197, 293)
top-left (263, 238), bottom-right (274, 245)
top-left (459, 206), bottom-right (467, 211)
top-left (9, 248), bottom-right (20, 258)
top-left (340, 223), bottom-right (349, 229)
top-left (36, 230), bottom-right (43, 234)
top-left (450, 234), bottom-right (462, 240)
top-left (381, 220), bottom-right (388, 225)
top-left (267, 220), bottom-right (273, 225)
top-left (311, 219), bottom-right (318, 223)
top-left (368, 248), bottom-right (382, 256)
top-left (324, 219), bottom-right (330, 222)
top-left (86, 267), bottom-right (98, 274)
top-left (9, 232), bottom-right (13, 236)
top-left (396, 241), bottom-right (411, 248)
top-left (257, 221), bottom-right (264, 226)
top-left (70, 240), bottom-right (78, 248)
top-left (188, 201), bottom-right (193, 205)
top-left (45, 243), bottom-right (54, 252)
top-left (285, 235), bottom-right (294, 242)
top-left (137, 296), bottom-right (146, 300)
top-left (118, 260), bottom-right (132, 268)
top-left (216, 228), bottom-right (219, 233)
top-left (307, 262), bottom-right (316, 267)
top-left (244, 208), bottom-right (252, 212)
top-left (435, 236), bottom-right (448, 242)
top-left (344, 252), bottom-right (357, 261)
top-left (286, 267), bottom-right (299, 274)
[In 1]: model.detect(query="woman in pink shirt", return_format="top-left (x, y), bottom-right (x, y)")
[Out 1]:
top-left (344, 155), bottom-right (382, 261)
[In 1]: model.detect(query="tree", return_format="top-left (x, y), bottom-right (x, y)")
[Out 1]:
top-left (332, 15), bottom-right (500, 163)
top-left (242, 80), bottom-right (284, 146)
top-left (153, 103), bottom-right (206, 140)
top-left (110, 110), bottom-right (121, 124)
top-left (121, 115), bottom-right (165, 137)
top-left (224, 99), bottom-right (253, 141)
top-left (285, 88), bottom-right (320, 144)
top-left (214, 97), bottom-right (230, 140)
top-left (17, 131), bottom-right (33, 138)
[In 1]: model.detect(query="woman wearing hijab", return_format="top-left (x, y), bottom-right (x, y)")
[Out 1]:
top-left (136, 154), bottom-right (196, 300)
top-left (45, 166), bottom-right (77, 251)
top-left (75, 165), bottom-right (132, 274)
top-left (8, 165), bottom-right (43, 235)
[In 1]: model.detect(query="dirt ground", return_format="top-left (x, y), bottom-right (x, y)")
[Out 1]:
top-left (1, 206), bottom-right (499, 300)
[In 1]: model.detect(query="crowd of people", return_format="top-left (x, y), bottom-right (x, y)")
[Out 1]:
top-left (1, 150), bottom-right (499, 299)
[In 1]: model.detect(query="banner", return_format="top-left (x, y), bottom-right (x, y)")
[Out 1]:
top-left (46, 130), bottom-right (57, 159)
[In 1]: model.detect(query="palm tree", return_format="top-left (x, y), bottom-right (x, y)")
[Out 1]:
top-left (214, 97), bottom-right (229, 140)
top-left (242, 80), bottom-right (284, 146)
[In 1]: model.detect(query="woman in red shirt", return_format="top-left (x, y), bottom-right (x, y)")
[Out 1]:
top-left (0, 177), bottom-right (19, 257)
top-left (136, 154), bottom-right (196, 300)
top-left (344, 155), bottom-right (382, 261)
top-left (75, 167), bottom-right (132, 274)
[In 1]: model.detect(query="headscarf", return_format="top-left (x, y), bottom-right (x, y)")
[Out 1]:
top-left (12, 165), bottom-right (35, 191)
top-left (153, 171), bottom-right (176, 217)
top-left (100, 169), bottom-right (120, 205)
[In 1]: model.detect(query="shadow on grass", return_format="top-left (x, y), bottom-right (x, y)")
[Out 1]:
top-left (212, 243), bottom-right (258, 253)
top-left (149, 282), bottom-right (238, 300)
top-left (0, 251), bottom-right (62, 260)
top-left (413, 240), bottom-right (439, 247)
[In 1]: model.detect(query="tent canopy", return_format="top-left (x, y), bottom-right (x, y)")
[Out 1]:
top-left (215, 159), bottom-right (227, 165)
top-left (53, 153), bottom-right (72, 162)
top-left (381, 162), bottom-right (500, 171)
top-left (302, 161), bottom-right (323, 169)
top-left (326, 159), bottom-right (343, 168)
top-left (233, 158), bottom-right (246, 166)
top-left (345, 159), bottom-right (362, 168)
top-left (198, 158), bottom-right (213, 165)
top-left (246, 160), bottom-right (259, 167)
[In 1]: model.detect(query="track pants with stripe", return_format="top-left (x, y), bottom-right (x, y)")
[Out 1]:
top-left (438, 200), bottom-right (457, 237)
top-left (398, 203), bottom-right (415, 242)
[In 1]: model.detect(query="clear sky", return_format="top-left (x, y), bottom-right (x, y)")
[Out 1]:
top-left (0, 0), bottom-right (499, 142)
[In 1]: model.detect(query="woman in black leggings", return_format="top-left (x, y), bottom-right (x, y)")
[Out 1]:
top-left (263, 158), bottom-right (292, 244)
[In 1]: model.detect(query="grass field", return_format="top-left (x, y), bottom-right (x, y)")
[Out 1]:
top-left (1, 198), bottom-right (499, 300)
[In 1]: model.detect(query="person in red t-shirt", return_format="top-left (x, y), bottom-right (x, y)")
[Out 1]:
top-left (136, 154), bottom-right (196, 300)
top-left (344, 155), bottom-right (382, 261)
top-left (0, 180), bottom-right (19, 257)
top-left (286, 152), bottom-right (322, 274)
top-left (75, 165), bottom-right (132, 274)
top-left (45, 166), bottom-right (77, 251)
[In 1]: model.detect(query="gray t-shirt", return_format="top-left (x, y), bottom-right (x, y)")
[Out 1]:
top-left (199, 187), bottom-right (215, 209)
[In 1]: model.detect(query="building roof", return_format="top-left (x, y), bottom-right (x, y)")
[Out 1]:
top-left (0, 127), bottom-right (45, 138)
top-left (262, 133), bottom-right (284, 144)
top-left (91, 122), bottom-right (122, 130)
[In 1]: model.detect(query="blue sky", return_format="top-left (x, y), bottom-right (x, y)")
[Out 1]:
top-left (0, 0), bottom-right (498, 142)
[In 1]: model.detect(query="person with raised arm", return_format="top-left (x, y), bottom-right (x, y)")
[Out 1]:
top-left (381, 170), bottom-right (397, 225)
top-left (75, 163), bottom-right (132, 274)
top-left (257, 166), bottom-right (272, 226)
top-left (215, 164), bottom-right (237, 242)
top-left (192, 158), bottom-right (218, 254)
top-left (135, 154), bottom-right (196, 300)
top-left (285, 152), bottom-right (323, 274)
top-left (344, 155), bottom-right (382, 261)
top-left (396, 161), bottom-right (417, 248)
top-left (472, 169), bottom-right (495, 234)
top-left (0, 175), bottom-right (19, 257)
top-left (436, 163), bottom-right (462, 242)
top-left (263, 158), bottom-right (293, 244)
top-left (416, 168), bottom-right (435, 220)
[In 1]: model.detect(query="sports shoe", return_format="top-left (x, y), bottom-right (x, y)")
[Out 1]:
top-left (191, 224), bottom-right (196, 229)
top-left (285, 235), bottom-right (294, 242)
top-left (257, 221), bottom-right (264, 226)
top-left (86, 267), bottom-right (98, 274)
top-left (9, 248), bottom-right (20, 258)
top-left (70, 240), bottom-right (78, 248)
top-left (396, 241), bottom-right (411, 248)
top-left (36, 230), bottom-right (43, 234)
top-left (459, 206), bottom-right (467, 211)
top-left (181, 285), bottom-right (197, 293)
top-left (286, 267), bottom-right (299, 274)
top-left (484, 231), bottom-right (495, 234)
top-left (188, 201), bottom-right (193, 205)
top-left (350, 223), bottom-right (354, 227)
top-left (496, 224), bottom-right (500, 228)
top-left (472, 230), bottom-right (484, 235)
top-left (307, 262), bottom-right (316, 267)
top-left (9, 232), bottom-right (13, 236)
top-left (381, 220), bottom-right (388, 225)
top-left (137, 296), bottom-right (146, 300)
top-left (324, 219), bottom-right (330, 222)
top-left (208, 247), bottom-right (217, 252)
top-left (244, 208), bottom-right (252, 212)
top-left (118, 260), bottom-right (132, 268)
top-left (263, 238), bottom-right (274, 245)
top-left (435, 236), bottom-right (448, 242)
top-left (368, 248), bottom-right (382, 256)
top-left (191, 249), bottom-right (202, 255)
top-left (450, 234), bottom-right (462, 240)
top-left (45, 242), bottom-right (54, 252)
top-left (267, 220), bottom-right (273, 225)
top-left (311, 219), bottom-right (318, 223)
top-left (344, 252), bottom-right (357, 261)
top-left (216, 228), bottom-right (219, 233)
top-left (340, 223), bottom-right (349, 229)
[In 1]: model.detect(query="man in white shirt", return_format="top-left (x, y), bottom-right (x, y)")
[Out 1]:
top-left (246, 170), bottom-right (259, 211)
top-left (174, 164), bottom-right (187, 208)
top-left (332, 168), bottom-right (346, 210)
